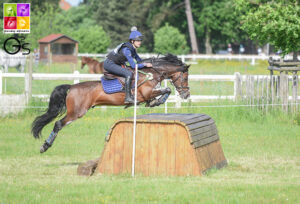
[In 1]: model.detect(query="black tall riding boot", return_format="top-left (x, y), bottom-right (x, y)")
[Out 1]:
top-left (124, 76), bottom-right (134, 104)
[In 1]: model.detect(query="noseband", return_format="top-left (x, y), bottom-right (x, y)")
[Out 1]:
top-left (170, 71), bottom-right (189, 91)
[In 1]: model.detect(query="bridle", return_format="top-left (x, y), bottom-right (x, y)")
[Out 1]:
top-left (169, 71), bottom-right (190, 92)
top-left (143, 57), bottom-right (190, 92)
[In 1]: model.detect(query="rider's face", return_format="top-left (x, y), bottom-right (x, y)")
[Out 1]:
top-left (133, 40), bottom-right (142, 48)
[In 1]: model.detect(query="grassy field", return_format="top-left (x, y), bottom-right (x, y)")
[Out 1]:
top-left (1, 59), bottom-right (300, 203)
top-left (1, 104), bottom-right (300, 203)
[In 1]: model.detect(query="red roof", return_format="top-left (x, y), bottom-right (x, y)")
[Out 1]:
top-left (38, 34), bottom-right (78, 43)
top-left (59, 0), bottom-right (72, 11)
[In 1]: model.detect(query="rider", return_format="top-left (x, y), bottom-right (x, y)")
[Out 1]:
top-left (104, 26), bottom-right (152, 104)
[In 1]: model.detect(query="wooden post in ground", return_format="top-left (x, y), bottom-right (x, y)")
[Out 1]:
top-left (280, 72), bottom-right (288, 112)
top-left (292, 71), bottom-right (298, 113)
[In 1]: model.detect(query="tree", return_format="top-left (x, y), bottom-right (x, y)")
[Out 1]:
top-left (72, 26), bottom-right (110, 53)
top-left (185, 0), bottom-right (199, 53)
top-left (154, 24), bottom-right (189, 54)
top-left (236, 0), bottom-right (300, 60)
top-left (24, 4), bottom-right (110, 53)
top-left (193, 0), bottom-right (248, 54)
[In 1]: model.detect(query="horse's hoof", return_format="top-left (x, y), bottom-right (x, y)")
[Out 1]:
top-left (40, 146), bottom-right (46, 153)
top-left (40, 142), bottom-right (50, 153)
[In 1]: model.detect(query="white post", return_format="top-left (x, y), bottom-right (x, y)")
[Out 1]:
top-left (164, 79), bottom-right (168, 113)
top-left (131, 64), bottom-right (138, 177)
top-left (74, 70), bottom-right (80, 84)
top-left (251, 57), bottom-right (255, 65)
top-left (175, 90), bottom-right (181, 108)
top-left (0, 70), bottom-right (2, 95)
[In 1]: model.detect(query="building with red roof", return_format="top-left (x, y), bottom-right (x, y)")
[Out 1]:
top-left (38, 34), bottom-right (78, 64)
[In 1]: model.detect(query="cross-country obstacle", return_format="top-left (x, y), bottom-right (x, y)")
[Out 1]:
top-left (77, 113), bottom-right (227, 176)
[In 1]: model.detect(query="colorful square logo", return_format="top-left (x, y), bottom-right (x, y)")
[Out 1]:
top-left (3, 3), bottom-right (30, 33)
top-left (17, 4), bottom-right (30, 16)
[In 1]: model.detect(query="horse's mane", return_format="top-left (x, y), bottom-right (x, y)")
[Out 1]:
top-left (144, 53), bottom-right (184, 66)
top-left (159, 53), bottom-right (184, 66)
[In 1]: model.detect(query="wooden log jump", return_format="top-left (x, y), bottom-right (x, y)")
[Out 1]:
top-left (78, 113), bottom-right (227, 176)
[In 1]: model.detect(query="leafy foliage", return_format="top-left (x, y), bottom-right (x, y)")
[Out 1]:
top-left (236, 0), bottom-right (300, 54)
top-left (25, 4), bottom-right (110, 53)
top-left (72, 26), bottom-right (110, 53)
top-left (154, 24), bottom-right (189, 54)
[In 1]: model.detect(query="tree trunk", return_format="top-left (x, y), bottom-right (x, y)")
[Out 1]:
top-left (185, 0), bottom-right (199, 54)
top-left (205, 28), bottom-right (212, 54)
top-left (293, 51), bottom-right (298, 62)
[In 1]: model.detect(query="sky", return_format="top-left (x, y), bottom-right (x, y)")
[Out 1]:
top-left (66, 0), bottom-right (83, 7)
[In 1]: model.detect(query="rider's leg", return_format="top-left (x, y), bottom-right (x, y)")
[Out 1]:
top-left (103, 59), bottom-right (134, 104)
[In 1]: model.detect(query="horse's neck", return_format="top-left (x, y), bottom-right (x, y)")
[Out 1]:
top-left (140, 67), bottom-right (165, 83)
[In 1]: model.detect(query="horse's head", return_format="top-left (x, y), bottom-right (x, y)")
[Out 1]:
top-left (169, 64), bottom-right (190, 99)
top-left (152, 54), bottom-right (190, 99)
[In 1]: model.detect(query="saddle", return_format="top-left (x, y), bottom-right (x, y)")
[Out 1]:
top-left (103, 66), bottom-right (137, 86)
top-left (101, 66), bottom-right (138, 94)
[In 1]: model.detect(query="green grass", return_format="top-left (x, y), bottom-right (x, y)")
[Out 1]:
top-left (189, 59), bottom-right (270, 75)
top-left (1, 105), bottom-right (300, 203)
top-left (1, 60), bottom-right (299, 203)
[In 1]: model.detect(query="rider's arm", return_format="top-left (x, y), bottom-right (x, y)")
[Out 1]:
top-left (122, 48), bottom-right (145, 69)
top-left (135, 53), bottom-right (143, 63)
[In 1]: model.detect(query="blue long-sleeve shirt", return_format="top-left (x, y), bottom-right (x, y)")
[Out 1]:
top-left (122, 47), bottom-right (145, 69)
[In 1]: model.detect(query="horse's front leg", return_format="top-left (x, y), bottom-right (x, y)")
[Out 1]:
top-left (146, 87), bottom-right (171, 107)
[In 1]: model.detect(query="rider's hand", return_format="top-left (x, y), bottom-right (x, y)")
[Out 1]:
top-left (144, 63), bottom-right (152, 67)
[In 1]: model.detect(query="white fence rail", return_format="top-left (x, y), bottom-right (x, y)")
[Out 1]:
top-left (78, 53), bottom-right (271, 65)
top-left (0, 71), bottom-right (239, 104)
top-left (0, 71), bottom-right (299, 108)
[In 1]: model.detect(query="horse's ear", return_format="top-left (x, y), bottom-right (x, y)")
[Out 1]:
top-left (186, 65), bottom-right (191, 69)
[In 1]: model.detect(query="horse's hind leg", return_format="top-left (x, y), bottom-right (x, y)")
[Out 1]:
top-left (40, 116), bottom-right (66, 153)
top-left (40, 108), bottom-right (88, 153)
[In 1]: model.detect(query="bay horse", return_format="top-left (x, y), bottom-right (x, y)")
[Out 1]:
top-left (81, 56), bottom-right (104, 74)
top-left (32, 54), bottom-right (190, 153)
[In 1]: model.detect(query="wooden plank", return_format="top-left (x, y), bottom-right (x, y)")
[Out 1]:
top-left (105, 124), bottom-right (115, 174)
top-left (113, 123), bottom-right (124, 174)
top-left (136, 122), bottom-right (148, 175)
top-left (122, 122), bottom-right (133, 174)
top-left (206, 140), bottom-right (220, 167)
top-left (180, 114), bottom-right (206, 122)
top-left (213, 140), bottom-right (227, 169)
top-left (191, 129), bottom-right (218, 144)
top-left (97, 142), bottom-right (108, 174)
top-left (181, 115), bottom-right (211, 125)
top-left (148, 123), bottom-right (159, 175)
top-left (189, 123), bottom-right (216, 137)
top-left (214, 140), bottom-right (227, 164)
top-left (182, 126), bottom-right (201, 176)
top-left (193, 135), bottom-right (219, 148)
top-left (143, 123), bottom-right (151, 176)
top-left (292, 71), bottom-right (298, 113)
top-left (191, 123), bottom-right (217, 135)
top-left (195, 145), bottom-right (213, 173)
top-left (175, 125), bottom-right (186, 176)
top-left (187, 119), bottom-right (215, 131)
top-left (166, 124), bottom-right (176, 176)
top-left (157, 124), bottom-right (168, 175)
top-left (268, 66), bottom-right (300, 71)
top-left (270, 61), bottom-right (300, 67)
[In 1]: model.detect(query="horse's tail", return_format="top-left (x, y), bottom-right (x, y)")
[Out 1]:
top-left (31, 84), bottom-right (71, 139)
